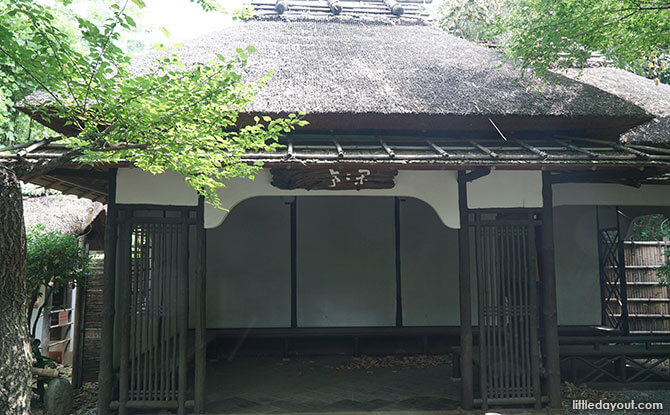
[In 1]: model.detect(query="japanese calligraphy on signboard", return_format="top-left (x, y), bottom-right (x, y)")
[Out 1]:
top-left (270, 167), bottom-right (398, 190)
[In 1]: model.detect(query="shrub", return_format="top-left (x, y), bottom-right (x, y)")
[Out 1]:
top-left (25, 225), bottom-right (91, 339)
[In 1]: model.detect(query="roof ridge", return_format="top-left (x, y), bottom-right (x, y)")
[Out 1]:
top-left (248, 0), bottom-right (432, 22)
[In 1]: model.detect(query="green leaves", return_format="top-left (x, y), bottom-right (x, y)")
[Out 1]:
top-left (2, 0), bottom-right (308, 208)
top-left (25, 226), bottom-right (91, 305)
top-left (490, 0), bottom-right (670, 80)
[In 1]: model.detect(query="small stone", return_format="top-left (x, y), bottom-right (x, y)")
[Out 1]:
top-left (44, 378), bottom-right (73, 415)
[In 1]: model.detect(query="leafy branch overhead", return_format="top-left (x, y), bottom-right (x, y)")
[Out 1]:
top-left (1, 0), bottom-right (307, 206)
top-left (493, 0), bottom-right (670, 78)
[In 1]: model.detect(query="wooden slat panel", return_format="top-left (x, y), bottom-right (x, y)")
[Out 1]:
top-left (475, 216), bottom-right (540, 407)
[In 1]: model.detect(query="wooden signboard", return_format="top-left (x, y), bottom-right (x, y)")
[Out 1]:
top-left (271, 167), bottom-right (398, 190)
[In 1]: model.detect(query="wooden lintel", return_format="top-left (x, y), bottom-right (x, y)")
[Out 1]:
top-left (548, 168), bottom-right (660, 185)
top-left (47, 168), bottom-right (108, 180)
top-left (459, 166), bottom-right (491, 183)
top-left (41, 174), bottom-right (107, 196)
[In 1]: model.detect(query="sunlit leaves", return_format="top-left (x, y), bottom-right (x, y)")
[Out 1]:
top-left (492, 0), bottom-right (670, 79)
top-left (2, 0), bottom-right (308, 208)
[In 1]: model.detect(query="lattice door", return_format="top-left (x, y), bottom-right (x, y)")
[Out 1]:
top-left (116, 207), bottom-right (195, 413)
top-left (474, 213), bottom-right (542, 409)
top-left (597, 207), bottom-right (629, 333)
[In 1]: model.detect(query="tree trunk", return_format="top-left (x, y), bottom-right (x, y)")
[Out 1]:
top-left (0, 166), bottom-right (32, 415)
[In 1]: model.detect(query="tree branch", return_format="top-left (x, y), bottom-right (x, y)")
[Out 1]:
top-left (83, 0), bottom-right (130, 109)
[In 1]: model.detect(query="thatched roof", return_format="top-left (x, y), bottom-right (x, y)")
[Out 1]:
top-left (563, 67), bottom-right (670, 146)
top-left (23, 16), bottom-right (651, 140)
top-left (23, 194), bottom-right (105, 235)
top-left (136, 18), bottom-right (647, 116)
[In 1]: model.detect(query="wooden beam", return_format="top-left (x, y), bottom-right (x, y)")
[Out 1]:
top-left (380, 138), bottom-right (396, 158)
top-left (275, 0), bottom-right (288, 14)
top-left (194, 196), bottom-right (207, 413)
top-left (333, 138), bottom-right (344, 158)
top-left (540, 172), bottom-right (562, 409)
top-left (457, 171), bottom-right (474, 410)
top-left (426, 139), bottom-right (451, 158)
top-left (459, 166), bottom-right (491, 183)
top-left (97, 168), bottom-right (118, 415)
top-left (469, 140), bottom-right (498, 158)
top-left (512, 139), bottom-right (548, 159)
top-left (285, 138), bottom-right (294, 160)
top-left (47, 167), bottom-right (108, 180)
top-left (554, 138), bottom-right (599, 159)
top-left (548, 168), bottom-right (661, 186)
top-left (383, 0), bottom-right (404, 15)
top-left (327, 0), bottom-right (342, 14)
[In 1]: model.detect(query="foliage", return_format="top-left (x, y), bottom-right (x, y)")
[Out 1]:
top-left (25, 225), bottom-right (91, 338)
top-left (231, 6), bottom-right (254, 21)
top-left (492, 0), bottom-right (670, 79)
top-left (0, 0), bottom-right (307, 206)
top-left (437, 0), bottom-right (502, 43)
top-left (659, 252), bottom-right (670, 287)
top-left (628, 214), bottom-right (670, 241)
top-left (627, 214), bottom-right (670, 287)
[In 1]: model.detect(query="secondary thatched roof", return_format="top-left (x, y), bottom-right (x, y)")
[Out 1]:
top-left (563, 67), bottom-right (670, 146)
top-left (23, 194), bottom-right (105, 235)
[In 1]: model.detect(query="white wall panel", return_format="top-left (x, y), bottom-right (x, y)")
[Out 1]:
top-left (205, 197), bottom-right (291, 328)
top-left (553, 205), bottom-right (602, 325)
top-left (400, 198), bottom-right (461, 325)
top-left (296, 197), bottom-right (396, 327)
top-left (468, 171), bottom-right (543, 209)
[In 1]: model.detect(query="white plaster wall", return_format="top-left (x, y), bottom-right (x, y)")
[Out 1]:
top-left (116, 169), bottom-right (198, 206)
top-left (553, 205), bottom-right (602, 325)
top-left (204, 197), bottom-right (291, 328)
top-left (115, 168), bottom-right (461, 229)
top-left (297, 197), bottom-right (396, 327)
top-left (554, 183), bottom-right (670, 207)
top-left (468, 170), bottom-right (543, 209)
top-left (400, 198), bottom-right (461, 325)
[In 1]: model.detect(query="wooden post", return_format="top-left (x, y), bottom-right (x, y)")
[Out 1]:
top-left (178, 212), bottom-right (189, 415)
top-left (290, 198), bottom-right (297, 329)
top-left (118, 224), bottom-right (131, 415)
top-left (97, 168), bottom-right (118, 415)
top-left (195, 196), bottom-right (207, 413)
top-left (457, 171), bottom-right (473, 410)
top-left (541, 172), bottom-right (562, 408)
top-left (394, 197), bottom-right (403, 327)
